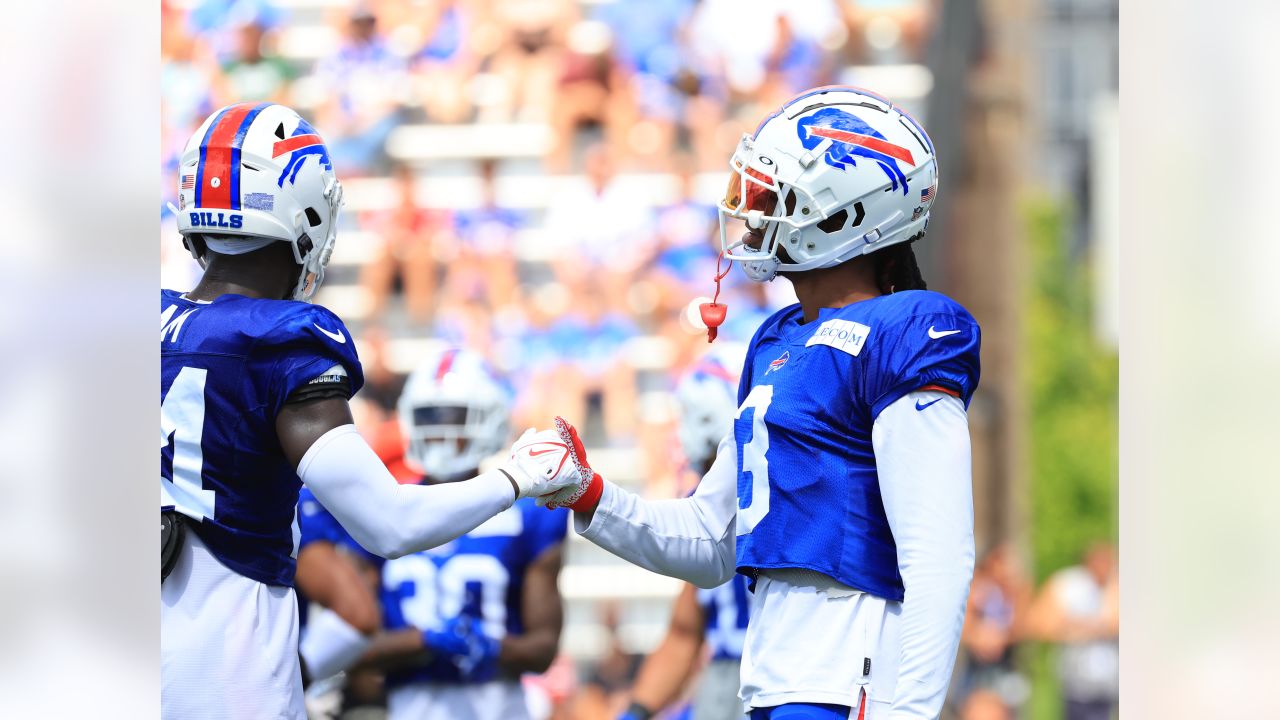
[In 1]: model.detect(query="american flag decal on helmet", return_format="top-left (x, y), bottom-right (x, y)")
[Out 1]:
top-left (921, 182), bottom-right (935, 203)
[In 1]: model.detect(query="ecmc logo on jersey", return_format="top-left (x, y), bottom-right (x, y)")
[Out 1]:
top-left (273, 118), bottom-right (332, 188)
top-left (796, 108), bottom-right (916, 195)
top-left (189, 212), bottom-right (243, 229)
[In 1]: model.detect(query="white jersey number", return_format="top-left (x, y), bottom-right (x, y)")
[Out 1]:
top-left (735, 384), bottom-right (774, 536)
top-left (161, 367), bottom-right (216, 521)
top-left (383, 553), bottom-right (512, 639)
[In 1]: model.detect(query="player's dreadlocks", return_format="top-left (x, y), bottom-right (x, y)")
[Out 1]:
top-left (872, 235), bottom-right (927, 295)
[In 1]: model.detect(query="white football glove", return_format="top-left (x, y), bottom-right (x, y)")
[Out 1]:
top-left (501, 427), bottom-right (584, 500)
top-left (535, 417), bottom-right (602, 511)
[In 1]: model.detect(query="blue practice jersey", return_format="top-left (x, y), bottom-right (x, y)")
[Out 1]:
top-left (380, 498), bottom-right (569, 686)
top-left (697, 574), bottom-right (752, 661)
top-left (160, 289), bottom-right (364, 587)
top-left (733, 290), bottom-right (980, 601)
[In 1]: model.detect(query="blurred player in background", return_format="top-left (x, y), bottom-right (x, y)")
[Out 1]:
top-left (161, 102), bottom-right (584, 719)
top-left (294, 481), bottom-right (378, 681)
top-left (537, 87), bottom-right (980, 720)
top-left (622, 347), bottom-right (752, 720)
top-left (354, 348), bottom-right (570, 720)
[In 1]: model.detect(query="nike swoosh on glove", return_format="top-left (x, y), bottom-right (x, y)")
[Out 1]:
top-left (502, 426), bottom-right (585, 499)
top-left (536, 417), bottom-right (603, 512)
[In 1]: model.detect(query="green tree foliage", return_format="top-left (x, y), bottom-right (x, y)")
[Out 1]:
top-left (1024, 198), bottom-right (1118, 584)
top-left (1021, 199), bottom-right (1119, 720)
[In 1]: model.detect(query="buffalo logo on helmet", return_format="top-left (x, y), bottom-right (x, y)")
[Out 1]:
top-left (273, 118), bottom-right (332, 188)
top-left (796, 107), bottom-right (917, 195)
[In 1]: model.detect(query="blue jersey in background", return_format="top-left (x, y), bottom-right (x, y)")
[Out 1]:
top-left (698, 574), bottom-right (752, 661)
top-left (380, 498), bottom-right (569, 686)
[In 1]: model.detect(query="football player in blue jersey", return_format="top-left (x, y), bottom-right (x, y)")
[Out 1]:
top-left (345, 348), bottom-right (569, 720)
top-left (536, 87), bottom-right (980, 720)
top-left (160, 103), bottom-right (584, 720)
top-left (622, 348), bottom-right (753, 720)
top-left (295, 484), bottom-right (384, 699)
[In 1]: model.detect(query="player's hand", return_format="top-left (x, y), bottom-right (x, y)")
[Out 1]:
top-left (616, 703), bottom-right (655, 720)
top-left (421, 616), bottom-right (500, 681)
top-left (535, 417), bottom-right (603, 512)
top-left (501, 426), bottom-right (584, 500)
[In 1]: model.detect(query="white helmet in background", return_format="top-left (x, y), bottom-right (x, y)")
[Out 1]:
top-left (397, 348), bottom-right (513, 482)
top-left (719, 86), bottom-right (938, 282)
top-left (176, 102), bottom-right (344, 301)
top-left (675, 343), bottom-right (748, 471)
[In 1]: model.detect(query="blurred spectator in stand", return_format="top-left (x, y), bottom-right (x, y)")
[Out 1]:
top-left (486, 0), bottom-right (576, 123)
top-left (186, 0), bottom-right (284, 63)
top-left (650, 156), bottom-right (718, 295)
top-left (757, 14), bottom-right (833, 108)
top-left (359, 164), bottom-right (448, 325)
top-left (355, 326), bottom-right (407, 419)
top-left (543, 144), bottom-right (654, 310)
top-left (448, 159), bottom-right (524, 311)
top-left (162, 20), bottom-right (216, 141)
top-left (548, 19), bottom-right (618, 172)
top-left (313, 4), bottom-right (407, 175)
top-left (410, 0), bottom-right (478, 123)
top-left (561, 280), bottom-right (640, 447)
top-left (213, 19), bottom-right (292, 105)
top-left (840, 0), bottom-right (933, 65)
top-left (592, 0), bottom-right (705, 169)
top-left (568, 601), bottom-right (644, 719)
top-left (1026, 542), bottom-right (1120, 720)
top-left (351, 328), bottom-right (417, 483)
top-left (961, 688), bottom-right (1014, 720)
top-left (957, 544), bottom-right (1032, 708)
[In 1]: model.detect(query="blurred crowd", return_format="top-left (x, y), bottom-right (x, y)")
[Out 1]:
top-left (161, 3), bottom-right (1118, 720)
top-left (948, 542), bottom-right (1119, 720)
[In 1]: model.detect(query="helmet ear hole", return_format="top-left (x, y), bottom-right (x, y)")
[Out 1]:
top-left (783, 187), bottom-right (798, 215)
top-left (816, 209), bottom-right (849, 234)
top-left (304, 207), bottom-right (323, 227)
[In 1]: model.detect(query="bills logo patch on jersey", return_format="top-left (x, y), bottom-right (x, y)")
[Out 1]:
top-left (765, 350), bottom-right (790, 375)
top-left (806, 319), bottom-right (872, 357)
top-left (797, 108), bottom-right (916, 195)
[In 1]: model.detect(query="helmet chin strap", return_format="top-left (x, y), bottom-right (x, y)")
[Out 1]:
top-left (699, 251), bottom-right (733, 343)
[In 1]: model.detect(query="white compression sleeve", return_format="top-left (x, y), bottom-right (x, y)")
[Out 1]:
top-left (574, 434), bottom-right (738, 588)
top-left (298, 424), bottom-right (515, 559)
top-left (872, 391), bottom-right (976, 720)
top-left (299, 606), bottom-right (371, 680)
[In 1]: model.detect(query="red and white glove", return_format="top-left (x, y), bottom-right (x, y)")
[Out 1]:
top-left (536, 417), bottom-right (603, 512)
top-left (502, 426), bottom-right (585, 500)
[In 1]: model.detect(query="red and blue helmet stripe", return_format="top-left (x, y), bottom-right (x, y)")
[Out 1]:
top-left (194, 102), bottom-right (271, 211)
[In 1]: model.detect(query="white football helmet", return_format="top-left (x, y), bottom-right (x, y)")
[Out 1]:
top-left (719, 86), bottom-right (939, 282)
top-left (397, 348), bottom-right (513, 482)
top-left (675, 343), bottom-right (747, 471)
top-left (176, 103), bottom-right (344, 301)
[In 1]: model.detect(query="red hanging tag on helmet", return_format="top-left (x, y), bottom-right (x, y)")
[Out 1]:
top-left (699, 251), bottom-right (732, 343)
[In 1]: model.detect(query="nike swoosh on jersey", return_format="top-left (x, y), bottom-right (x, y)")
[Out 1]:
top-left (313, 324), bottom-right (346, 344)
top-left (915, 397), bottom-right (944, 411)
top-left (927, 326), bottom-right (962, 340)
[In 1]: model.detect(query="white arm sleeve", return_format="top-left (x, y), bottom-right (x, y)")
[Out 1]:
top-left (574, 434), bottom-right (738, 589)
top-left (873, 391), bottom-right (976, 720)
top-left (298, 424), bottom-right (515, 559)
